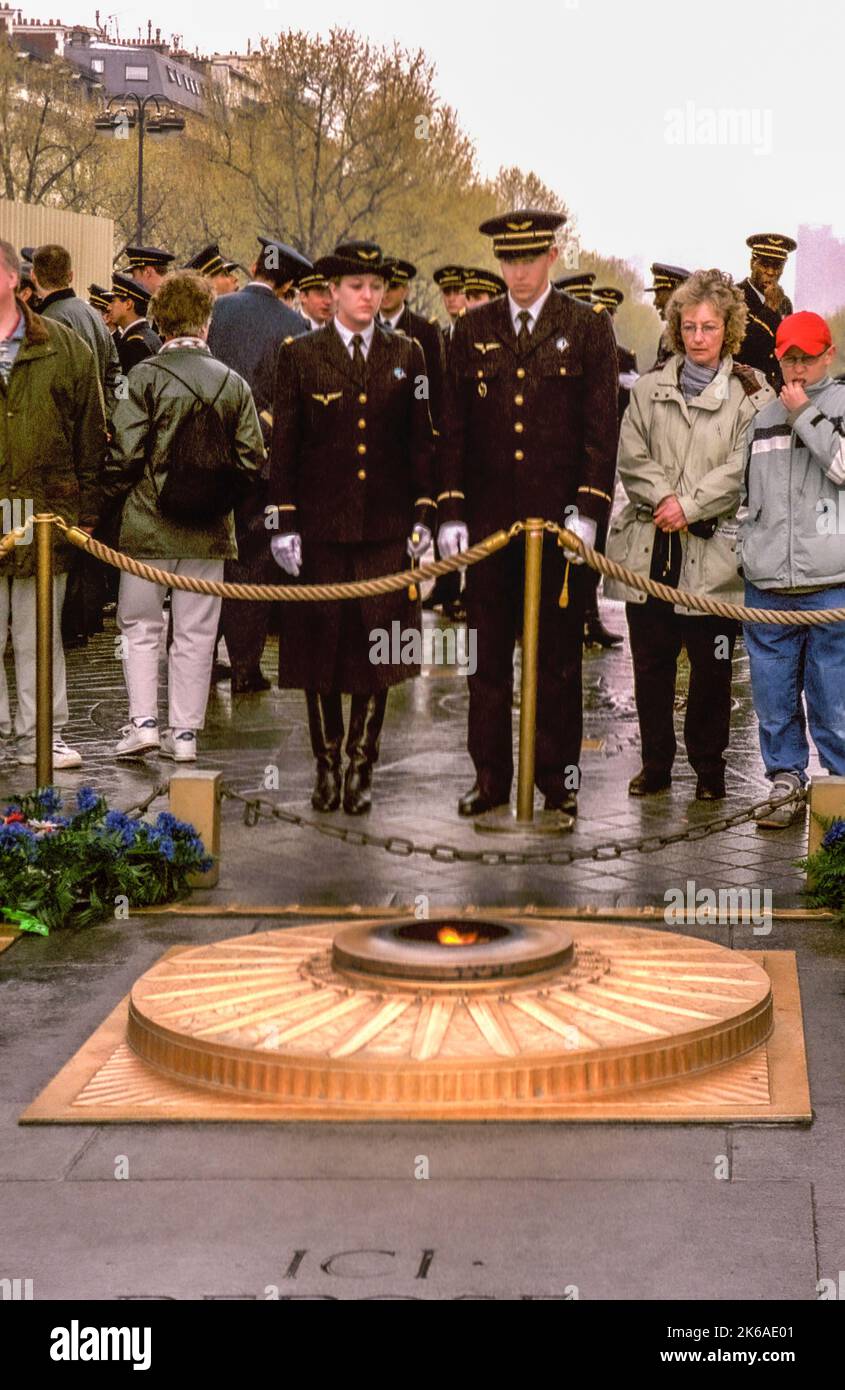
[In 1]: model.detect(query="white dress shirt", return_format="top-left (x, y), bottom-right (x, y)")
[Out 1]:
top-left (378, 309), bottom-right (404, 332)
top-left (334, 317), bottom-right (376, 358)
top-left (508, 283), bottom-right (552, 335)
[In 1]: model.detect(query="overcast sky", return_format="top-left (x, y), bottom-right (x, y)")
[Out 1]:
top-left (27, 0), bottom-right (845, 296)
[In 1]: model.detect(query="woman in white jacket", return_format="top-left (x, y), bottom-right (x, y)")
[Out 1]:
top-left (606, 268), bottom-right (772, 801)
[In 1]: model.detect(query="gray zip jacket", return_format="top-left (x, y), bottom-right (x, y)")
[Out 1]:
top-left (738, 376), bottom-right (845, 589)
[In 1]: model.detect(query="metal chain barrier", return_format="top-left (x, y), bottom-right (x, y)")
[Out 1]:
top-left (220, 782), bottom-right (807, 867)
top-left (7, 513), bottom-right (844, 624)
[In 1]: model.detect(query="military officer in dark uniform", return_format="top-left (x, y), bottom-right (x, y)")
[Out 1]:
top-left (554, 271), bottom-right (596, 302)
top-left (378, 257), bottom-right (447, 431)
top-left (185, 243), bottom-right (234, 297)
top-left (439, 209), bottom-right (619, 817)
top-left (296, 265), bottom-right (335, 332)
top-left (123, 245), bottom-right (175, 294)
top-left (644, 263), bottom-right (690, 368)
top-left (433, 265), bottom-right (467, 355)
top-left (88, 283), bottom-right (114, 324)
top-left (268, 240), bottom-right (436, 815)
top-left (463, 267), bottom-right (507, 309)
top-left (110, 273), bottom-right (161, 371)
top-left (208, 238), bottom-right (312, 693)
top-left (736, 233), bottom-right (797, 388)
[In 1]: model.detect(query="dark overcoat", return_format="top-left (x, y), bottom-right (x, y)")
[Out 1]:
top-left (268, 320), bottom-right (435, 692)
top-left (117, 319), bottom-right (161, 372)
top-left (736, 279), bottom-right (793, 389)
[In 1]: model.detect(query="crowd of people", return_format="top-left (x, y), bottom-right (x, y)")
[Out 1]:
top-left (1, 216), bottom-right (843, 830)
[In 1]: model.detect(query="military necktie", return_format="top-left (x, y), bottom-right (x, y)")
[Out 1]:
top-left (516, 309), bottom-right (532, 354)
top-left (351, 333), bottom-right (367, 384)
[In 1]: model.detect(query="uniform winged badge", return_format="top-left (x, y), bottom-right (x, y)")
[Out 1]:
top-left (311, 392), bottom-right (343, 406)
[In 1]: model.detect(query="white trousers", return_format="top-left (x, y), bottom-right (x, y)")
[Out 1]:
top-left (117, 559), bottom-right (223, 731)
top-left (0, 573), bottom-right (69, 752)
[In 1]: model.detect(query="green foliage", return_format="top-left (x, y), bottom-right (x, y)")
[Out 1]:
top-left (797, 815), bottom-right (845, 923)
top-left (0, 787), bottom-right (211, 932)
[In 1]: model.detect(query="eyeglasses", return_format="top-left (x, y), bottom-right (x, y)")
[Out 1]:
top-left (680, 323), bottom-right (722, 335)
top-left (780, 351), bottom-right (825, 367)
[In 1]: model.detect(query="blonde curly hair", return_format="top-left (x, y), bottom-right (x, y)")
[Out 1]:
top-left (664, 268), bottom-right (748, 357)
top-left (150, 270), bottom-right (215, 339)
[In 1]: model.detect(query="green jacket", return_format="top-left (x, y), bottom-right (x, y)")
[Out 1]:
top-left (0, 298), bottom-right (106, 579)
top-left (103, 343), bottom-right (265, 560)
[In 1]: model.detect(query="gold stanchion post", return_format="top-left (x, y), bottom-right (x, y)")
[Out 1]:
top-left (516, 517), bottom-right (544, 823)
top-left (35, 515), bottom-right (54, 788)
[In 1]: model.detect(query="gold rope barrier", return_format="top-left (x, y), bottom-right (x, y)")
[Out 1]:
top-left (11, 513), bottom-right (842, 625)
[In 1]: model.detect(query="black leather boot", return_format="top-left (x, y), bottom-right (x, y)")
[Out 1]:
top-left (306, 692), bottom-right (344, 812)
top-left (343, 692), bottom-right (388, 815)
top-left (583, 582), bottom-right (622, 648)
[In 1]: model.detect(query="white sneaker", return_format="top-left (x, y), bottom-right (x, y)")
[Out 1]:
top-left (116, 717), bottom-right (160, 758)
top-left (160, 728), bottom-right (197, 762)
top-left (754, 772), bottom-right (805, 829)
top-left (17, 738), bottom-right (82, 770)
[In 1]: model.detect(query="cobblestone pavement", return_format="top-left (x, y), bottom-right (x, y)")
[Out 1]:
top-left (1, 601), bottom-right (818, 907)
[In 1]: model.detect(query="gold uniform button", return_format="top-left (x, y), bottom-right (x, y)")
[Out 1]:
top-left (477, 369), bottom-right (484, 378)
top-left (514, 393), bottom-right (524, 406)
top-left (358, 392), bottom-right (367, 404)
top-left (357, 443), bottom-right (367, 455)
top-left (514, 421), bottom-right (524, 433)
top-left (358, 418), bottom-right (366, 429)
top-left (559, 367), bottom-right (567, 376)
top-left (514, 449), bottom-right (525, 461)
top-left (516, 367), bottom-right (526, 379)
top-left (357, 469), bottom-right (367, 480)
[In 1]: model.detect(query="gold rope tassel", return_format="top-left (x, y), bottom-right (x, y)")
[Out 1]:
top-left (559, 559), bottom-right (571, 608)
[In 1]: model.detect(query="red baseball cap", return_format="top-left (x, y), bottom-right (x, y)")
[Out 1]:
top-left (775, 311), bottom-right (832, 360)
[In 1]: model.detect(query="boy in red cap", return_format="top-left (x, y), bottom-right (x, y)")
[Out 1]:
top-left (739, 311), bottom-right (845, 827)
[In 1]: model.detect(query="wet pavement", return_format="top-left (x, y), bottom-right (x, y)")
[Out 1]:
top-left (1, 602), bottom-right (843, 1300)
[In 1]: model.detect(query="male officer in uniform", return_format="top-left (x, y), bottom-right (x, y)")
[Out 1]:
top-left (554, 271), bottom-right (596, 302)
top-left (433, 265), bottom-right (467, 353)
top-left (297, 265), bottom-right (335, 331)
top-left (207, 238), bottom-right (312, 693)
top-left (88, 283), bottom-right (114, 324)
top-left (110, 273), bottom-right (161, 371)
top-left (268, 240), bottom-right (435, 815)
top-left (736, 233), bottom-right (797, 387)
top-left (378, 257), bottom-right (447, 431)
top-left (123, 245), bottom-right (175, 294)
top-left (439, 209), bottom-right (618, 817)
top-left (185, 243), bottom-right (235, 296)
top-left (644, 262), bottom-right (690, 367)
top-left (463, 267), bottom-right (507, 309)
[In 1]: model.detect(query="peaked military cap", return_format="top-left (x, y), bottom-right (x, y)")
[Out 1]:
top-left (381, 257), bottom-right (417, 286)
top-left (554, 271), bottom-right (596, 301)
top-left (124, 245), bottom-right (175, 271)
top-left (479, 208), bottom-right (566, 259)
top-left (746, 232), bottom-right (797, 263)
top-left (185, 243), bottom-right (227, 277)
top-left (593, 286), bottom-right (625, 311)
top-left (645, 263), bottom-right (690, 293)
top-left (296, 263), bottom-right (331, 291)
top-left (256, 237), bottom-right (313, 283)
top-left (20, 246), bottom-right (36, 263)
top-left (433, 265), bottom-right (465, 290)
top-left (317, 240), bottom-right (387, 279)
top-left (88, 283), bottom-right (114, 309)
top-left (463, 267), bottom-right (507, 296)
top-left (111, 272), bottom-right (152, 311)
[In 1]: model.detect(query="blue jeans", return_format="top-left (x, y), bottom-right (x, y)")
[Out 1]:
top-left (743, 581), bottom-right (845, 782)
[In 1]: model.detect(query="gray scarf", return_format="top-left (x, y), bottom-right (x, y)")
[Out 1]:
top-left (680, 355), bottom-right (720, 402)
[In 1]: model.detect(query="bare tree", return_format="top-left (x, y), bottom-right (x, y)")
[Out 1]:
top-left (0, 42), bottom-right (100, 207)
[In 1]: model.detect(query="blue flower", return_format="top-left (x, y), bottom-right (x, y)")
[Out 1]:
top-left (154, 834), bottom-right (176, 862)
top-left (822, 819), bottom-right (845, 851)
top-left (75, 786), bottom-right (101, 813)
top-left (100, 809), bottom-right (141, 848)
top-left (0, 822), bottom-right (37, 855)
top-left (34, 786), bottom-right (63, 816)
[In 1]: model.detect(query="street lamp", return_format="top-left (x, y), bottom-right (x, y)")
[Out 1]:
top-left (93, 93), bottom-right (186, 245)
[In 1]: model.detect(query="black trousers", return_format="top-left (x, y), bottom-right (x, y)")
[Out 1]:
top-left (465, 534), bottom-right (586, 801)
top-left (626, 599), bottom-right (739, 776)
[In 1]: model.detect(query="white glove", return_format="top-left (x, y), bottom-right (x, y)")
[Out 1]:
top-left (406, 523), bottom-right (432, 560)
top-left (561, 516), bottom-right (597, 565)
top-left (437, 522), bottom-right (469, 559)
top-left (270, 532), bottom-right (302, 577)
